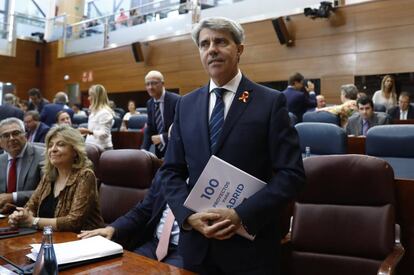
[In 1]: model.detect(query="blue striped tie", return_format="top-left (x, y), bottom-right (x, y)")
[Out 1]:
top-left (209, 88), bottom-right (226, 151)
top-left (154, 102), bottom-right (165, 151)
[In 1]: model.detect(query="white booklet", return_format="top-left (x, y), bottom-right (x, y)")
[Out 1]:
top-left (26, 235), bottom-right (123, 265)
top-left (184, 155), bottom-right (267, 240)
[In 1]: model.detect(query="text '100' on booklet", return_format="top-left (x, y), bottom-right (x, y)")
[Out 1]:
top-left (184, 155), bottom-right (267, 240)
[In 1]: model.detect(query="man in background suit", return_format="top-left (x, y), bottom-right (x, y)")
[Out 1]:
top-left (0, 94), bottom-right (24, 121)
top-left (158, 17), bottom-right (305, 274)
top-left (141, 70), bottom-right (180, 158)
top-left (40, 91), bottom-right (74, 126)
top-left (387, 92), bottom-right (414, 121)
top-left (283, 72), bottom-right (317, 122)
top-left (27, 88), bottom-right (48, 114)
top-left (346, 96), bottom-right (390, 136)
top-left (0, 118), bottom-right (44, 213)
top-left (78, 174), bottom-right (183, 267)
top-left (24, 111), bottom-right (50, 143)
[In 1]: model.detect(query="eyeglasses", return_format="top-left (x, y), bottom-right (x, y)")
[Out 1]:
top-left (0, 130), bottom-right (24, 140)
top-left (145, 81), bottom-right (161, 87)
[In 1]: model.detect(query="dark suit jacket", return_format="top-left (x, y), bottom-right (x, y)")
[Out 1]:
top-left (27, 122), bottom-right (50, 143)
top-left (159, 76), bottom-right (305, 271)
top-left (283, 87), bottom-right (316, 122)
top-left (346, 112), bottom-right (390, 136)
top-left (0, 143), bottom-right (44, 205)
top-left (28, 99), bottom-right (48, 114)
top-left (0, 104), bottom-right (24, 121)
top-left (142, 91), bottom-right (180, 158)
top-left (387, 105), bottom-right (414, 120)
top-left (110, 176), bottom-right (166, 249)
top-left (40, 103), bottom-right (74, 126)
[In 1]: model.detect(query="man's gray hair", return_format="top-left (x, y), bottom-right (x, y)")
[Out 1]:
top-left (340, 84), bottom-right (358, 100)
top-left (0, 117), bottom-right (25, 133)
top-left (54, 91), bottom-right (68, 104)
top-left (191, 17), bottom-right (245, 46)
top-left (3, 93), bottom-right (15, 105)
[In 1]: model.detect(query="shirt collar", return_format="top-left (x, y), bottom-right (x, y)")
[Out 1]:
top-left (154, 88), bottom-right (166, 103)
top-left (7, 142), bottom-right (28, 161)
top-left (209, 70), bottom-right (242, 95)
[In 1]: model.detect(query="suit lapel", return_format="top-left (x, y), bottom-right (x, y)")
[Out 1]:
top-left (213, 76), bottom-right (253, 155)
top-left (19, 144), bottom-right (33, 190)
top-left (197, 86), bottom-right (212, 156)
top-left (0, 156), bottom-right (7, 193)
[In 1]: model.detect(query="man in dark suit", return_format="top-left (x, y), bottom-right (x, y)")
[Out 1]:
top-left (0, 118), bottom-right (44, 213)
top-left (283, 72), bottom-right (317, 122)
top-left (141, 70), bottom-right (180, 158)
top-left (158, 17), bottom-right (305, 274)
top-left (346, 96), bottom-right (390, 136)
top-left (0, 94), bottom-right (24, 121)
top-left (27, 88), bottom-right (48, 114)
top-left (387, 92), bottom-right (414, 121)
top-left (78, 174), bottom-right (183, 268)
top-left (24, 111), bottom-right (50, 143)
top-left (40, 91), bottom-right (74, 126)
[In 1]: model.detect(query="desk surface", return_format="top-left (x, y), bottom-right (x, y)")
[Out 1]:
top-left (0, 219), bottom-right (194, 275)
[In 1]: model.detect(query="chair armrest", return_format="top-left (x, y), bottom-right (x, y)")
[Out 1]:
top-left (377, 224), bottom-right (405, 275)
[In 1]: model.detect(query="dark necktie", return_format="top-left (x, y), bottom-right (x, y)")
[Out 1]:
top-left (7, 158), bottom-right (17, 193)
top-left (154, 102), bottom-right (165, 151)
top-left (362, 120), bottom-right (369, 136)
top-left (209, 88), bottom-right (226, 151)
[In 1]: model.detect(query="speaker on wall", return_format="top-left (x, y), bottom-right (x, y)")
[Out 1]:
top-left (271, 17), bottom-right (294, 47)
top-left (131, 42), bottom-right (145, 62)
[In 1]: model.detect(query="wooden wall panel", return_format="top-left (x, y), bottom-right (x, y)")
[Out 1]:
top-left (34, 0), bottom-right (414, 103)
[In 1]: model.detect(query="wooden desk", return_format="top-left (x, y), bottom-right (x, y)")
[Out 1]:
top-left (392, 119), bottom-right (414, 124)
top-left (112, 131), bottom-right (144, 149)
top-left (347, 136), bottom-right (366, 155)
top-left (0, 220), bottom-right (194, 275)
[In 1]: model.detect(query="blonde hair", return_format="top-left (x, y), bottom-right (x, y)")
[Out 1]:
top-left (43, 125), bottom-right (92, 181)
top-left (88, 84), bottom-right (114, 114)
top-left (380, 75), bottom-right (396, 96)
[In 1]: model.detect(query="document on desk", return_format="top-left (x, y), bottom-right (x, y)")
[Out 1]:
top-left (26, 236), bottom-right (123, 265)
top-left (184, 155), bottom-right (267, 240)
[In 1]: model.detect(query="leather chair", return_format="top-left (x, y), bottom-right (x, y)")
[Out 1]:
top-left (284, 154), bottom-right (404, 275)
top-left (98, 149), bottom-right (162, 224)
top-left (366, 124), bottom-right (414, 180)
top-left (128, 114), bottom-right (148, 131)
top-left (85, 143), bottom-right (103, 186)
top-left (295, 122), bottom-right (347, 155)
top-left (374, 103), bottom-right (387, 112)
top-left (72, 115), bottom-right (88, 128)
top-left (136, 107), bottom-right (147, 114)
top-left (111, 116), bottom-right (122, 132)
top-left (303, 111), bottom-right (340, 125)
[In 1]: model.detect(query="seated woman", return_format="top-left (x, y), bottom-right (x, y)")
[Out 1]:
top-left (8, 125), bottom-right (104, 232)
top-left (318, 84), bottom-right (358, 127)
top-left (120, 100), bottom-right (140, 131)
top-left (56, 110), bottom-right (72, 126)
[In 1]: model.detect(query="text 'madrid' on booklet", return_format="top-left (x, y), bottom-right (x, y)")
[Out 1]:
top-left (184, 155), bottom-right (267, 240)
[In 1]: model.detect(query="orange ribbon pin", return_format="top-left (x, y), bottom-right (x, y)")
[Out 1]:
top-left (238, 91), bottom-right (249, 103)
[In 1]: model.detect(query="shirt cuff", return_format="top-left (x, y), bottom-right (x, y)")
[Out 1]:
top-left (159, 134), bottom-right (165, 145)
top-left (12, 192), bottom-right (17, 203)
top-left (309, 91), bottom-right (316, 95)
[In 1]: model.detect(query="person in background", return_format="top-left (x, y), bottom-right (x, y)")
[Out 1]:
top-left (116, 8), bottom-right (129, 27)
top-left (0, 94), bottom-right (24, 121)
top-left (387, 92), bottom-right (414, 121)
top-left (318, 84), bottom-right (358, 127)
top-left (108, 100), bottom-right (121, 119)
top-left (121, 100), bottom-right (140, 131)
top-left (18, 100), bottom-right (29, 113)
top-left (158, 17), bottom-right (305, 274)
top-left (357, 91), bottom-right (368, 99)
top-left (78, 85), bottom-right (114, 151)
top-left (346, 95), bottom-right (390, 136)
top-left (372, 75), bottom-right (397, 111)
top-left (71, 103), bottom-right (87, 117)
top-left (8, 125), bottom-right (104, 232)
top-left (56, 110), bottom-right (73, 126)
top-left (316, 95), bottom-right (326, 109)
top-left (283, 72), bottom-right (317, 122)
top-left (27, 88), bottom-right (49, 114)
top-left (24, 111), bottom-right (50, 143)
top-left (40, 91), bottom-right (74, 127)
top-left (141, 70), bottom-right (180, 159)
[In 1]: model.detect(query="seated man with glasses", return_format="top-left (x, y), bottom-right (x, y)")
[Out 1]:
top-left (0, 118), bottom-right (44, 213)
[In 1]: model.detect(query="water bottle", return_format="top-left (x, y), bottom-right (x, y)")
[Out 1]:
top-left (305, 146), bottom-right (311, 158)
top-left (33, 226), bottom-right (58, 275)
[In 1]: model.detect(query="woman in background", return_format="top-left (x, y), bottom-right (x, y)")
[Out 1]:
top-left (8, 125), bottom-right (104, 232)
top-left (120, 100), bottom-right (140, 131)
top-left (78, 84), bottom-right (114, 150)
top-left (56, 110), bottom-right (72, 126)
top-left (372, 75), bottom-right (397, 110)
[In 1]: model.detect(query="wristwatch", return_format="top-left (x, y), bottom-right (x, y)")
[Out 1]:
top-left (32, 217), bottom-right (40, 229)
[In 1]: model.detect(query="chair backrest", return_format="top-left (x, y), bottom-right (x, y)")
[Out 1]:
top-left (128, 114), bottom-right (148, 130)
top-left (366, 124), bottom-right (414, 179)
top-left (98, 149), bottom-right (162, 223)
top-left (295, 122), bottom-right (347, 155)
top-left (85, 143), bottom-right (103, 184)
top-left (302, 111), bottom-right (340, 126)
top-left (136, 107), bottom-right (147, 114)
top-left (111, 116), bottom-right (122, 131)
top-left (291, 155), bottom-right (396, 275)
top-left (374, 103), bottom-right (386, 112)
top-left (114, 107), bottom-right (125, 118)
top-left (72, 115), bottom-right (88, 127)
top-left (289, 112), bottom-right (298, 126)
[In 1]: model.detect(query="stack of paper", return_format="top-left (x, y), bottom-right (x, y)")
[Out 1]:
top-left (27, 236), bottom-right (123, 265)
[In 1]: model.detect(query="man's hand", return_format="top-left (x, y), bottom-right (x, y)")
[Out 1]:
top-left (207, 208), bottom-right (241, 239)
top-left (0, 193), bottom-right (13, 213)
top-left (187, 212), bottom-right (235, 239)
top-left (77, 226), bottom-right (115, 240)
top-left (305, 81), bottom-right (315, 93)
top-left (151, 135), bottom-right (162, 145)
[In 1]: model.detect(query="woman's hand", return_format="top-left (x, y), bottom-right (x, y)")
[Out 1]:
top-left (78, 128), bottom-right (92, 136)
top-left (8, 207), bottom-right (34, 228)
